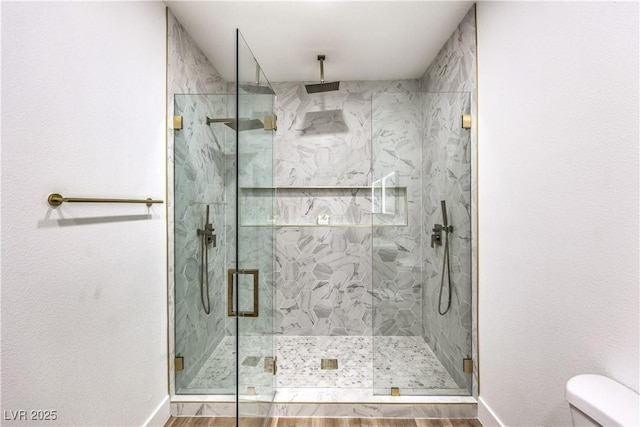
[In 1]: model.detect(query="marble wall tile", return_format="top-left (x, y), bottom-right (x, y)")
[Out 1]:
top-left (171, 402), bottom-right (235, 417)
top-left (170, 401), bottom-right (476, 419)
top-left (174, 94), bottom-right (229, 389)
top-left (271, 403), bottom-right (476, 418)
top-left (272, 81), bottom-right (424, 337)
top-left (167, 5), bottom-right (479, 401)
top-left (168, 13), bottom-right (226, 96)
top-left (275, 227), bottom-right (373, 336)
top-left (419, 5), bottom-right (477, 395)
top-left (272, 80), bottom-right (418, 187)
top-left (169, 13), bottom-right (279, 389)
top-left (168, 11), bottom-right (230, 394)
top-left (420, 93), bottom-right (472, 391)
top-left (225, 91), bottom-right (277, 337)
top-left (371, 92), bottom-right (423, 337)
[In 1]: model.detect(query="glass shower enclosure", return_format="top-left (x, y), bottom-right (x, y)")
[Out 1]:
top-left (173, 30), bottom-right (276, 425)
top-left (371, 91), bottom-right (473, 396)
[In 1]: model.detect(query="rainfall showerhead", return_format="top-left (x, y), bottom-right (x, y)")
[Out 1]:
top-left (239, 84), bottom-right (275, 95)
top-left (206, 117), bottom-right (264, 131)
top-left (306, 81), bottom-right (340, 94)
top-left (305, 55), bottom-right (340, 94)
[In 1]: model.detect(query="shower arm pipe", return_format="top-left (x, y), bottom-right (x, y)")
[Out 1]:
top-left (47, 193), bottom-right (163, 207)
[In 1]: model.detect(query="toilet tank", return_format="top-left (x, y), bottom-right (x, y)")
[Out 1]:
top-left (565, 374), bottom-right (640, 427)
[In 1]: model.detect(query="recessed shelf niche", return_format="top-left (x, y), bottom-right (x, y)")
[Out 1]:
top-left (239, 186), bottom-right (408, 227)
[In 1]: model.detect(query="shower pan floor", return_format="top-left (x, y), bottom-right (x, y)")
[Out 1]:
top-left (187, 335), bottom-right (461, 398)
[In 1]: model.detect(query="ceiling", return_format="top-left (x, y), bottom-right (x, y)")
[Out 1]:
top-left (165, 1), bottom-right (474, 83)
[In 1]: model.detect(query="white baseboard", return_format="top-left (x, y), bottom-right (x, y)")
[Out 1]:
top-left (143, 396), bottom-right (170, 427)
top-left (478, 396), bottom-right (504, 427)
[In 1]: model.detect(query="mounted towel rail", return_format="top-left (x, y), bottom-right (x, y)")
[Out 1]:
top-left (47, 193), bottom-right (163, 207)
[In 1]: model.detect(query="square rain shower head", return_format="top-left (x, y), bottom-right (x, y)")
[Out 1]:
top-left (305, 81), bottom-right (340, 94)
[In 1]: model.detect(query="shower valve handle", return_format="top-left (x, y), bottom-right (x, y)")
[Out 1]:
top-left (431, 224), bottom-right (453, 248)
top-left (198, 225), bottom-right (216, 247)
top-left (431, 232), bottom-right (441, 248)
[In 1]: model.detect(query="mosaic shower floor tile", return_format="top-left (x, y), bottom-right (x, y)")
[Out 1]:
top-left (187, 335), bottom-right (459, 395)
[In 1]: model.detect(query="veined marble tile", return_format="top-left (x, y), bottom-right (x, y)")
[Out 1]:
top-left (171, 402), bottom-right (235, 417)
top-left (274, 388), bottom-right (473, 404)
top-left (271, 403), bottom-right (476, 419)
top-left (182, 335), bottom-right (465, 397)
top-left (174, 94), bottom-right (229, 390)
top-left (420, 5), bottom-right (477, 395)
top-left (168, 6), bottom-right (478, 403)
top-left (272, 83), bottom-right (426, 338)
top-left (168, 10), bottom-right (231, 395)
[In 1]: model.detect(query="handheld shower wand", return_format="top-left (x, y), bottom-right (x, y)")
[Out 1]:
top-left (435, 200), bottom-right (453, 315)
top-left (441, 200), bottom-right (448, 228)
top-left (197, 205), bottom-right (216, 315)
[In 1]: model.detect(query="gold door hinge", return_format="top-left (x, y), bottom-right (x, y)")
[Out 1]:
top-left (173, 115), bottom-right (183, 130)
top-left (461, 114), bottom-right (471, 129)
top-left (264, 114), bottom-right (277, 131)
top-left (264, 356), bottom-right (277, 375)
top-left (391, 387), bottom-right (400, 396)
top-left (175, 356), bottom-right (184, 371)
top-left (463, 358), bottom-right (473, 374)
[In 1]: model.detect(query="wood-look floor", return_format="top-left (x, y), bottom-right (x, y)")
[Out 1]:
top-left (164, 417), bottom-right (483, 427)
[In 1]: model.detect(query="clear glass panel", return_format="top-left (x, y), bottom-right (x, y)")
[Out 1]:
top-left (236, 29), bottom-right (276, 426)
top-left (371, 91), bottom-right (472, 396)
top-left (174, 93), bottom-right (236, 396)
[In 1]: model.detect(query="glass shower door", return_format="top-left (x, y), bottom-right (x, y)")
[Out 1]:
top-left (371, 91), bottom-right (472, 396)
top-left (235, 29), bottom-right (277, 425)
top-left (174, 93), bottom-right (236, 396)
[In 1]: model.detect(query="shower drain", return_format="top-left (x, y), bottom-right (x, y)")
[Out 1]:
top-left (321, 358), bottom-right (338, 370)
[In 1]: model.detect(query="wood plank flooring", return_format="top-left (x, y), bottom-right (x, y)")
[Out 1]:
top-left (164, 417), bottom-right (483, 427)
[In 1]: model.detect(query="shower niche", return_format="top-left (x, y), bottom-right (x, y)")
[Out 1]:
top-left (239, 185), bottom-right (408, 227)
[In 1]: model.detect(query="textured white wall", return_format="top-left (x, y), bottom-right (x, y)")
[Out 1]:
top-left (1, 2), bottom-right (168, 426)
top-left (477, 2), bottom-right (639, 426)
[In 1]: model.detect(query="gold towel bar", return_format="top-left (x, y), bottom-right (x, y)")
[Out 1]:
top-left (47, 193), bottom-right (163, 207)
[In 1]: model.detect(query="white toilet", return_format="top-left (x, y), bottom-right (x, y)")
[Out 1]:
top-left (566, 374), bottom-right (640, 426)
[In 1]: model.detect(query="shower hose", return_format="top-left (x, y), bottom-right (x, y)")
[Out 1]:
top-left (200, 230), bottom-right (211, 315)
top-left (438, 227), bottom-right (452, 315)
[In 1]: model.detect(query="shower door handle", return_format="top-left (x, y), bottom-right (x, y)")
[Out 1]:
top-left (227, 269), bottom-right (259, 317)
